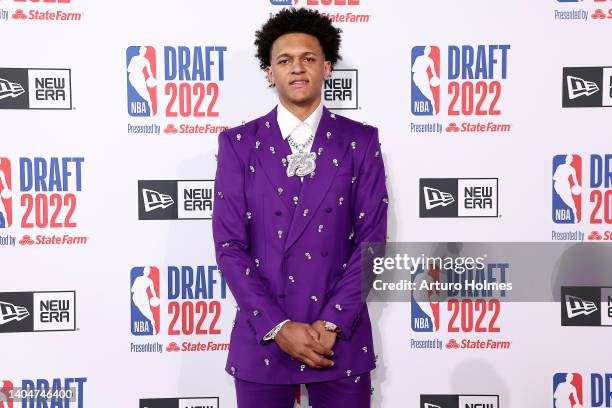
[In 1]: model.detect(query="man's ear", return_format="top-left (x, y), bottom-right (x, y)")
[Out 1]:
top-left (324, 61), bottom-right (332, 80)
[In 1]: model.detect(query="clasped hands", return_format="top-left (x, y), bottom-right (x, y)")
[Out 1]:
top-left (274, 320), bottom-right (337, 369)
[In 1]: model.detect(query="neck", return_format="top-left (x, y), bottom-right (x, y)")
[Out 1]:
top-left (278, 96), bottom-right (321, 122)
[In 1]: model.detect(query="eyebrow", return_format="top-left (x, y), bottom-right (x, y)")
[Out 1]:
top-left (275, 51), bottom-right (318, 60)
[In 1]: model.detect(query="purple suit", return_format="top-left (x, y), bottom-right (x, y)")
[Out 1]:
top-left (212, 104), bottom-right (388, 385)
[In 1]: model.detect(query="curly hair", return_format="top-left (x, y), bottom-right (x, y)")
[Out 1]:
top-left (254, 8), bottom-right (343, 72)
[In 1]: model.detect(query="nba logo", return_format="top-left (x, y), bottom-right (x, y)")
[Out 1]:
top-left (553, 373), bottom-right (583, 408)
top-left (411, 46), bottom-right (440, 116)
top-left (130, 266), bottom-right (161, 336)
top-left (126, 46), bottom-right (158, 117)
top-left (411, 265), bottom-right (440, 332)
top-left (0, 158), bottom-right (12, 228)
top-left (0, 380), bottom-right (13, 408)
top-left (552, 154), bottom-right (582, 224)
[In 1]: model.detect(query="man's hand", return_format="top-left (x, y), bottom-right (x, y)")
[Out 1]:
top-left (275, 321), bottom-right (334, 368)
top-left (311, 320), bottom-right (338, 351)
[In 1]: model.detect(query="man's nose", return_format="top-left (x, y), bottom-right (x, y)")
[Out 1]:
top-left (291, 60), bottom-right (306, 73)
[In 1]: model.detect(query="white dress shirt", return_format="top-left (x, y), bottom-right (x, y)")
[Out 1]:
top-left (276, 100), bottom-right (323, 181)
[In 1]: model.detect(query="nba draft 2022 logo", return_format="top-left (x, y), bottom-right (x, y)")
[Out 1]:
top-left (130, 265), bottom-right (230, 354)
top-left (409, 258), bottom-right (512, 351)
top-left (0, 157), bottom-right (87, 248)
top-left (551, 154), bottom-right (611, 242)
top-left (410, 44), bottom-right (511, 134)
top-left (126, 45), bottom-right (230, 136)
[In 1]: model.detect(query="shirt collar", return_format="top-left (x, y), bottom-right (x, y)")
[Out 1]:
top-left (276, 99), bottom-right (324, 140)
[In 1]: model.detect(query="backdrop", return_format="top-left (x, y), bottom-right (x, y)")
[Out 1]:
top-left (1, 0), bottom-right (611, 407)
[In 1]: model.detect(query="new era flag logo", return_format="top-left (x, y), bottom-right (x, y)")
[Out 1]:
top-left (0, 300), bottom-right (30, 325)
top-left (423, 186), bottom-right (455, 209)
top-left (142, 188), bottom-right (174, 212)
top-left (565, 294), bottom-right (597, 318)
top-left (566, 76), bottom-right (599, 99)
top-left (0, 77), bottom-right (25, 100)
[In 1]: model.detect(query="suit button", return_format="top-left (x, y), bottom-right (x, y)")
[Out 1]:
top-left (275, 210), bottom-right (282, 216)
top-left (321, 250), bottom-right (328, 257)
top-left (325, 207), bottom-right (332, 213)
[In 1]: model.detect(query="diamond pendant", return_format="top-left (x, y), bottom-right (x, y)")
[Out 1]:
top-left (286, 151), bottom-right (316, 177)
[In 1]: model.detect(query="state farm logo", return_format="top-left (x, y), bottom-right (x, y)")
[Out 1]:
top-left (10, 0), bottom-right (82, 22)
top-left (268, 0), bottom-right (371, 24)
top-left (444, 338), bottom-right (511, 350)
top-left (166, 342), bottom-right (180, 352)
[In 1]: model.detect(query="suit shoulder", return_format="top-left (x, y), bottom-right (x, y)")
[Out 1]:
top-left (219, 117), bottom-right (257, 140)
top-left (218, 115), bottom-right (264, 153)
top-left (334, 112), bottom-right (378, 141)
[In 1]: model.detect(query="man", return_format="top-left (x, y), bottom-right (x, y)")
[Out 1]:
top-left (212, 8), bottom-right (388, 408)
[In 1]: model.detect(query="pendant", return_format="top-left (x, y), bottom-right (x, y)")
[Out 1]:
top-left (286, 151), bottom-right (316, 177)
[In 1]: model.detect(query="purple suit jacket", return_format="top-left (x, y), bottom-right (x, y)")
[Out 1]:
top-left (212, 104), bottom-right (388, 384)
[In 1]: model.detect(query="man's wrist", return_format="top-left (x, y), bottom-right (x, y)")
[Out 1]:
top-left (262, 319), bottom-right (291, 341)
top-left (323, 320), bottom-right (341, 333)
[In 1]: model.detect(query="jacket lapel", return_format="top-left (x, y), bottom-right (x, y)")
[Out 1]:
top-left (283, 105), bottom-right (350, 252)
top-left (254, 106), bottom-right (302, 215)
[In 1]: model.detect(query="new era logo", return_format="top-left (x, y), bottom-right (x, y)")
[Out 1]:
top-left (566, 75), bottom-right (599, 99)
top-left (561, 286), bottom-right (612, 327)
top-left (138, 180), bottom-right (214, 220)
top-left (421, 395), bottom-right (499, 408)
top-left (0, 300), bottom-right (30, 325)
top-left (0, 77), bottom-right (25, 100)
top-left (562, 67), bottom-right (612, 108)
top-left (419, 178), bottom-right (498, 218)
top-left (565, 294), bottom-right (597, 318)
top-left (423, 186), bottom-right (455, 209)
top-left (0, 291), bottom-right (76, 333)
top-left (142, 188), bottom-right (174, 212)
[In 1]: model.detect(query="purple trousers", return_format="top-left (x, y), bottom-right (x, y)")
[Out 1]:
top-left (234, 372), bottom-right (371, 408)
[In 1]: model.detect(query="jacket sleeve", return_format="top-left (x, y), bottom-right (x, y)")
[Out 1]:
top-left (212, 129), bottom-right (289, 343)
top-left (319, 126), bottom-right (388, 340)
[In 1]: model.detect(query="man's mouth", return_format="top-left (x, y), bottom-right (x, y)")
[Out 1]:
top-left (290, 80), bottom-right (308, 88)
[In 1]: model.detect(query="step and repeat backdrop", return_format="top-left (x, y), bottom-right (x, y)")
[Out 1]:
top-left (1, 0), bottom-right (611, 407)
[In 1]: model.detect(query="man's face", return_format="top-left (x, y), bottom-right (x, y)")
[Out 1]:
top-left (267, 32), bottom-right (331, 106)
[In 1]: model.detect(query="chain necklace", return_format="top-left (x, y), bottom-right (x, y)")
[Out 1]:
top-left (287, 133), bottom-right (314, 153)
top-left (286, 133), bottom-right (316, 177)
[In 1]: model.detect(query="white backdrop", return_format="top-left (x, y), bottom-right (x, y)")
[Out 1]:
top-left (1, 0), bottom-right (611, 407)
